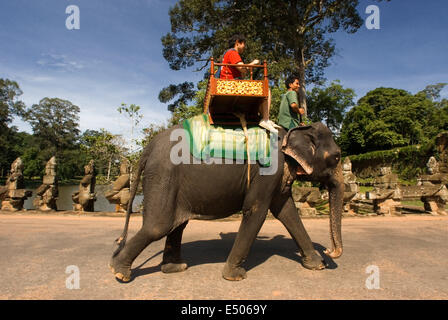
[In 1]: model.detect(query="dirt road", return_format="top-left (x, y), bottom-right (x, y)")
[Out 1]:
top-left (0, 213), bottom-right (447, 299)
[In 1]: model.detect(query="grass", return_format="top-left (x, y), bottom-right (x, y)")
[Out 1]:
top-left (359, 186), bottom-right (373, 193)
top-left (401, 200), bottom-right (425, 208)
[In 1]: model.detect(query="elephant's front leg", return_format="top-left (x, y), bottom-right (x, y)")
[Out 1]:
top-left (270, 195), bottom-right (325, 270)
top-left (161, 221), bottom-right (189, 273)
top-left (222, 202), bottom-right (268, 281)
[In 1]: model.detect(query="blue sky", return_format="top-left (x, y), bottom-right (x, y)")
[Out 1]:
top-left (1, 0), bottom-right (447, 141)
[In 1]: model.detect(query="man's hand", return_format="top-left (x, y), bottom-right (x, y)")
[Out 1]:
top-left (298, 107), bottom-right (305, 115)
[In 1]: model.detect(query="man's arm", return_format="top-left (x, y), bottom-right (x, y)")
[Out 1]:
top-left (236, 59), bottom-right (260, 76)
top-left (236, 62), bottom-right (246, 76)
top-left (287, 91), bottom-right (305, 115)
top-left (290, 102), bottom-right (305, 115)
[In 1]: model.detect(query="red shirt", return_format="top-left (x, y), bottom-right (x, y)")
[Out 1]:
top-left (220, 49), bottom-right (243, 79)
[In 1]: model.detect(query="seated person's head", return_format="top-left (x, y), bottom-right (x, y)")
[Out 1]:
top-left (228, 34), bottom-right (246, 53)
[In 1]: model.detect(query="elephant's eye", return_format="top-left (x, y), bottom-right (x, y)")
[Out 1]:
top-left (326, 151), bottom-right (340, 167)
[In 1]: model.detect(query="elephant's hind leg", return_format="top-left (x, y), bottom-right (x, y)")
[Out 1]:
top-left (161, 221), bottom-right (189, 273)
top-left (110, 223), bottom-right (172, 282)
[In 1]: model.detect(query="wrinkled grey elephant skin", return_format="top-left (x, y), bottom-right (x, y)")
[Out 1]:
top-left (110, 122), bottom-right (344, 282)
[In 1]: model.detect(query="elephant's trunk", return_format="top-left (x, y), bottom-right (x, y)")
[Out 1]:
top-left (324, 162), bottom-right (344, 259)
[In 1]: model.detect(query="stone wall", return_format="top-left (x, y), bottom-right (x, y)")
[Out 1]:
top-left (347, 140), bottom-right (442, 180)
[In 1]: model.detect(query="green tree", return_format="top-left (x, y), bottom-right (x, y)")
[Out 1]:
top-left (364, 119), bottom-right (406, 151)
top-left (137, 82), bottom-right (207, 157)
top-left (14, 132), bottom-right (44, 179)
top-left (117, 103), bottom-right (143, 151)
top-left (338, 103), bottom-right (375, 154)
top-left (438, 100), bottom-right (448, 132)
top-left (25, 97), bottom-right (81, 153)
top-left (339, 86), bottom-right (445, 155)
top-left (0, 79), bottom-right (26, 125)
top-left (160, 0), bottom-right (390, 117)
top-left (58, 149), bottom-right (87, 181)
top-left (80, 129), bottom-right (126, 182)
top-left (10, 130), bottom-right (85, 181)
top-left (116, 104), bottom-right (144, 181)
top-left (421, 83), bottom-right (447, 103)
top-left (268, 82), bottom-right (287, 124)
top-left (357, 87), bottom-right (410, 114)
top-left (0, 79), bottom-right (27, 175)
top-left (159, 82), bottom-right (197, 113)
top-left (168, 80), bottom-right (206, 126)
top-left (307, 80), bottom-right (355, 134)
top-left (23, 97), bottom-right (83, 181)
top-left (138, 123), bottom-right (169, 148)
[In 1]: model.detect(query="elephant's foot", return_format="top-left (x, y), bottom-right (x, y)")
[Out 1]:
top-left (109, 257), bottom-right (132, 282)
top-left (302, 253), bottom-right (325, 270)
top-left (161, 261), bottom-right (188, 274)
top-left (222, 263), bottom-right (247, 281)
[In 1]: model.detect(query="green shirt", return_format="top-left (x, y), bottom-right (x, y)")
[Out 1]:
top-left (278, 90), bottom-right (301, 130)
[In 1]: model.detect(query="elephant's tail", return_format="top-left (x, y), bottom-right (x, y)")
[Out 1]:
top-left (113, 155), bottom-right (146, 256)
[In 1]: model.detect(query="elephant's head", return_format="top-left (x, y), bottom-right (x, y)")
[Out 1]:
top-left (281, 122), bottom-right (344, 259)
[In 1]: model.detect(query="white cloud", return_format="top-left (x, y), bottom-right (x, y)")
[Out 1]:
top-left (3, 63), bottom-right (172, 141)
top-left (36, 53), bottom-right (85, 72)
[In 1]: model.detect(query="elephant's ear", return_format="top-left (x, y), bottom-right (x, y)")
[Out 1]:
top-left (281, 126), bottom-right (314, 175)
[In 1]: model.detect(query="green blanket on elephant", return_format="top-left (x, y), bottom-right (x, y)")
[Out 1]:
top-left (182, 114), bottom-right (271, 166)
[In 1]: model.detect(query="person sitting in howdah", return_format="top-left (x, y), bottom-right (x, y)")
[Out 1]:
top-left (219, 34), bottom-right (280, 134)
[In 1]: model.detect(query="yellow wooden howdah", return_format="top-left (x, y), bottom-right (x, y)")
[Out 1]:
top-left (216, 80), bottom-right (264, 96)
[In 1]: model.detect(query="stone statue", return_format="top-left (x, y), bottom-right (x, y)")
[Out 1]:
top-left (105, 159), bottom-right (131, 213)
top-left (72, 160), bottom-right (96, 212)
top-left (342, 157), bottom-right (360, 214)
top-left (0, 157), bottom-right (32, 211)
top-left (413, 133), bottom-right (448, 214)
top-left (373, 167), bottom-right (399, 189)
top-left (367, 167), bottom-right (402, 215)
top-left (33, 156), bottom-right (58, 211)
top-left (417, 133), bottom-right (448, 187)
top-left (426, 156), bottom-right (439, 175)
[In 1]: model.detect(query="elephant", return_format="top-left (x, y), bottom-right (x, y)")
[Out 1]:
top-left (109, 122), bottom-right (343, 282)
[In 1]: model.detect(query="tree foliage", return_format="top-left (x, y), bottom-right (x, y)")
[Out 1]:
top-left (0, 78), bottom-right (26, 126)
top-left (0, 79), bottom-right (27, 174)
top-left (14, 132), bottom-right (44, 179)
top-left (421, 83), bottom-right (447, 102)
top-left (307, 80), bottom-right (355, 133)
top-left (160, 0), bottom-right (389, 116)
top-left (158, 82), bottom-right (196, 112)
top-left (339, 85), bottom-right (448, 155)
top-left (25, 97), bottom-right (81, 153)
top-left (14, 97), bottom-right (83, 180)
top-left (80, 129), bottom-right (126, 181)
